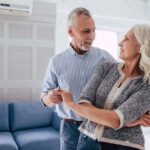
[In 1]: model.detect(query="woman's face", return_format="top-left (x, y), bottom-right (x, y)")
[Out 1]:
top-left (119, 29), bottom-right (141, 61)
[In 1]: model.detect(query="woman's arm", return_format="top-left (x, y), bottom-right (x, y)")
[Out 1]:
top-left (61, 91), bottom-right (120, 129)
top-left (114, 85), bottom-right (150, 129)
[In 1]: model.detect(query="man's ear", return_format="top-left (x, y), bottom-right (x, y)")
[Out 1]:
top-left (68, 26), bottom-right (73, 37)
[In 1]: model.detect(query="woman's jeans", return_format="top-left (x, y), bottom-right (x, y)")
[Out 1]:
top-left (77, 133), bottom-right (101, 150)
top-left (101, 142), bottom-right (139, 150)
top-left (77, 133), bottom-right (139, 150)
top-left (60, 120), bottom-right (139, 150)
top-left (60, 120), bottom-right (100, 150)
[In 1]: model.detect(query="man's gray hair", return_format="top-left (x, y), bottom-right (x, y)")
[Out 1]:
top-left (67, 7), bottom-right (92, 27)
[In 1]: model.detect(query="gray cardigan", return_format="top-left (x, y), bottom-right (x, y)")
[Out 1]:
top-left (78, 62), bottom-right (150, 150)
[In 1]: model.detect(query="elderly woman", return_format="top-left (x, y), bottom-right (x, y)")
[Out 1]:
top-left (57, 24), bottom-right (150, 150)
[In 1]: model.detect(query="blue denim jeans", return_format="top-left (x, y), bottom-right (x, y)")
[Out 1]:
top-left (77, 133), bottom-right (101, 150)
top-left (101, 142), bottom-right (139, 150)
top-left (77, 133), bottom-right (139, 150)
top-left (60, 120), bottom-right (80, 150)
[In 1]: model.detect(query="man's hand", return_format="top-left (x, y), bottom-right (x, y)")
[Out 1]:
top-left (126, 112), bottom-right (150, 127)
top-left (42, 89), bottom-right (62, 107)
top-left (55, 89), bottom-right (74, 107)
top-left (48, 89), bottom-right (63, 104)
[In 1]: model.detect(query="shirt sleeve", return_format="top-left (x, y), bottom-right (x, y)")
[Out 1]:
top-left (41, 57), bottom-right (58, 99)
top-left (79, 62), bottom-right (110, 104)
top-left (114, 84), bottom-right (150, 129)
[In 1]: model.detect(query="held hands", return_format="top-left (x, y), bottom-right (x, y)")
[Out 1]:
top-left (48, 89), bottom-right (63, 105)
top-left (60, 90), bottom-right (74, 107)
top-left (52, 89), bottom-right (74, 107)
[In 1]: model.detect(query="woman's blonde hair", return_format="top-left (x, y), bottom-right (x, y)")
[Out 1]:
top-left (133, 24), bottom-right (150, 83)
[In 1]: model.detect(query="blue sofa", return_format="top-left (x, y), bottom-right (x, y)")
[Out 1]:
top-left (0, 101), bottom-right (61, 150)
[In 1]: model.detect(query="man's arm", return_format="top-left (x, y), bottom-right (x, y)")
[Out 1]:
top-left (41, 57), bottom-right (62, 107)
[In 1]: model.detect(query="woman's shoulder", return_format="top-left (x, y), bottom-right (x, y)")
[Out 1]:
top-left (93, 62), bottom-right (119, 77)
top-left (96, 61), bottom-right (119, 70)
top-left (141, 81), bottom-right (150, 91)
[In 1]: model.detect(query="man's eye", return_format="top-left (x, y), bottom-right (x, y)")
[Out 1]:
top-left (84, 30), bottom-right (90, 33)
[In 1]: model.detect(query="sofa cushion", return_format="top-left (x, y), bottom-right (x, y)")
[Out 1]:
top-left (0, 132), bottom-right (18, 150)
top-left (0, 102), bottom-right (9, 131)
top-left (10, 101), bottom-right (53, 132)
top-left (13, 127), bottom-right (60, 150)
top-left (52, 111), bottom-right (61, 131)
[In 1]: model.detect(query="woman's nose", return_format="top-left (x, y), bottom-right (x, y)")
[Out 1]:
top-left (118, 40), bottom-right (123, 47)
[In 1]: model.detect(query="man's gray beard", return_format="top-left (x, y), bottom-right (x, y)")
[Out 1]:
top-left (80, 45), bottom-right (91, 51)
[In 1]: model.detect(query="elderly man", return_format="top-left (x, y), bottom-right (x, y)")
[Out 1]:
top-left (41, 7), bottom-right (115, 150)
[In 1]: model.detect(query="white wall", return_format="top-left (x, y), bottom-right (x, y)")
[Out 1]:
top-left (0, 0), bottom-right (149, 100)
top-left (0, 0), bottom-right (149, 101)
top-left (37, 0), bottom-right (150, 54)
top-left (0, 1), bottom-right (56, 102)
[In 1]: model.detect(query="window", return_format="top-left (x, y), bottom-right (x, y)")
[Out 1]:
top-left (93, 30), bottom-right (119, 60)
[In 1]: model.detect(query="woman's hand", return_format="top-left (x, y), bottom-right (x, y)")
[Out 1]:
top-left (56, 90), bottom-right (74, 107)
top-left (126, 112), bottom-right (150, 127)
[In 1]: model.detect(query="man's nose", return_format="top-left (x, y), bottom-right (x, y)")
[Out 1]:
top-left (89, 31), bottom-right (95, 40)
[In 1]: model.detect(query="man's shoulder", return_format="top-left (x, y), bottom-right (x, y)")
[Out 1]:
top-left (91, 47), bottom-right (112, 56)
top-left (52, 48), bottom-right (69, 60)
top-left (92, 46), bottom-right (106, 52)
top-left (97, 61), bottom-right (118, 69)
top-left (91, 47), bottom-right (116, 62)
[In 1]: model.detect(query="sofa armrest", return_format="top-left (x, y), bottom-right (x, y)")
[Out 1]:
top-left (0, 102), bottom-right (9, 131)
